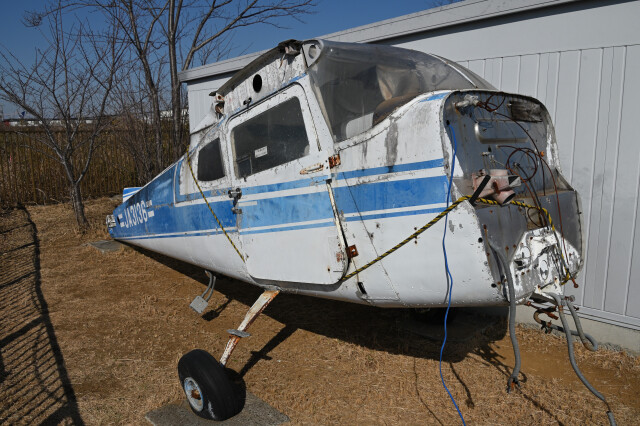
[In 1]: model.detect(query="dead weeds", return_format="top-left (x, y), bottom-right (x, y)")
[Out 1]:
top-left (1, 197), bottom-right (638, 425)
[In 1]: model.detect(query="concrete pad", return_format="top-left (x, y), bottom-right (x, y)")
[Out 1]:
top-left (86, 240), bottom-right (123, 254)
top-left (145, 392), bottom-right (289, 425)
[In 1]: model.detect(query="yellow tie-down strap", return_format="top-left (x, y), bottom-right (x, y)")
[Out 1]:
top-left (341, 196), bottom-right (573, 283)
top-left (185, 148), bottom-right (245, 263)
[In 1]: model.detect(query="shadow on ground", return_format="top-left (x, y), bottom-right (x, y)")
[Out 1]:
top-left (131, 246), bottom-right (510, 375)
top-left (0, 206), bottom-right (83, 425)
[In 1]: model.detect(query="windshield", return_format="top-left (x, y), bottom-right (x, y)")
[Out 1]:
top-left (306, 40), bottom-right (494, 142)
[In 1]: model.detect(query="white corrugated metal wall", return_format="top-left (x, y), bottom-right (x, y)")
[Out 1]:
top-left (388, 0), bottom-right (640, 330)
top-left (458, 49), bottom-right (640, 329)
top-left (182, 0), bottom-right (640, 332)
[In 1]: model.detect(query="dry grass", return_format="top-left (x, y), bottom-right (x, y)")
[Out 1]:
top-left (1, 198), bottom-right (639, 425)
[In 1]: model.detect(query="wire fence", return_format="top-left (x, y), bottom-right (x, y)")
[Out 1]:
top-left (0, 127), bottom-right (138, 206)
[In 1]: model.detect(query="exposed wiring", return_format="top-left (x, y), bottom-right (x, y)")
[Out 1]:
top-left (550, 294), bottom-right (616, 426)
top-left (532, 305), bottom-right (598, 351)
top-left (481, 96), bottom-right (576, 285)
top-left (440, 125), bottom-right (466, 425)
top-left (491, 245), bottom-right (522, 392)
top-left (565, 298), bottom-right (597, 351)
top-left (502, 145), bottom-right (540, 183)
top-left (537, 154), bottom-right (578, 287)
top-left (525, 206), bottom-right (545, 228)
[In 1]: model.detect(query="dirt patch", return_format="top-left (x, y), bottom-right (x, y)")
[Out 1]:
top-left (2, 198), bottom-right (639, 424)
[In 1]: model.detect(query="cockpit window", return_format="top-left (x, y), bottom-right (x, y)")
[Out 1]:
top-left (307, 41), bottom-right (494, 142)
top-left (197, 138), bottom-right (225, 182)
top-left (231, 97), bottom-right (309, 178)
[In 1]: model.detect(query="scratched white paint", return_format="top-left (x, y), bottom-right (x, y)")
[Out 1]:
top-left (134, 46), bottom-right (578, 308)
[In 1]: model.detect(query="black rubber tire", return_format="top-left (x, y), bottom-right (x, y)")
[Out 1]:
top-left (177, 349), bottom-right (243, 421)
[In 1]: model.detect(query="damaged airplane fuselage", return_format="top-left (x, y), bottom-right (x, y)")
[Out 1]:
top-left (108, 39), bottom-right (582, 309)
top-left (104, 39), bottom-right (596, 422)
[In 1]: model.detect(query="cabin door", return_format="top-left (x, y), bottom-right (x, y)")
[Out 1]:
top-left (228, 84), bottom-right (347, 284)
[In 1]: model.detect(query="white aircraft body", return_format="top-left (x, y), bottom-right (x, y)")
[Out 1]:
top-left (106, 40), bottom-right (615, 423)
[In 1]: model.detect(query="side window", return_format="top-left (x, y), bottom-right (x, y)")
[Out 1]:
top-left (197, 138), bottom-right (225, 182)
top-left (231, 97), bottom-right (309, 178)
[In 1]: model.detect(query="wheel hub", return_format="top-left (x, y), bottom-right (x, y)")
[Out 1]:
top-left (183, 377), bottom-right (204, 412)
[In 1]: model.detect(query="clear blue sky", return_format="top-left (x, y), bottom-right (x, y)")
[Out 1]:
top-left (228, 0), bottom-right (452, 59)
top-left (0, 0), bottom-right (454, 118)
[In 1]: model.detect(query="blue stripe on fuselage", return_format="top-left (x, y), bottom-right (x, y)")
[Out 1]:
top-left (111, 197), bottom-right (236, 238)
top-left (336, 158), bottom-right (444, 180)
top-left (172, 159), bottom-right (444, 202)
top-left (240, 191), bottom-right (334, 229)
top-left (332, 175), bottom-right (448, 216)
top-left (110, 159), bottom-right (448, 239)
top-left (132, 163), bottom-right (177, 206)
top-left (421, 92), bottom-right (450, 102)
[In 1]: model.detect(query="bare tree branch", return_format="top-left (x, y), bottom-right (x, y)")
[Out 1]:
top-left (0, 1), bottom-right (125, 228)
top-left (19, 0), bottom-right (317, 190)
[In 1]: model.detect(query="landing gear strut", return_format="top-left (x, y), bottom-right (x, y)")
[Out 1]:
top-left (220, 289), bottom-right (280, 366)
top-left (178, 288), bottom-right (280, 420)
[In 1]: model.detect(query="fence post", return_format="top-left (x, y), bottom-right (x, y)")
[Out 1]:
top-left (27, 140), bottom-right (37, 204)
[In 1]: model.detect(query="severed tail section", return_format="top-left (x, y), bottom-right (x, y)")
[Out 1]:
top-left (122, 187), bottom-right (141, 202)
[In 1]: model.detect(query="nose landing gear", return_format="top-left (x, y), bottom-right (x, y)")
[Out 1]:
top-left (177, 349), bottom-right (243, 421)
top-left (178, 288), bottom-right (280, 420)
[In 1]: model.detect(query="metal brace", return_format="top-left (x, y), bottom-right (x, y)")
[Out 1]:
top-left (328, 154), bottom-right (341, 168)
top-left (189, 271), bottom-right (216, 314)
top-left (219, 289), bottom-right (280, 366)
top-left (228, 188), bottom-right (243, 214)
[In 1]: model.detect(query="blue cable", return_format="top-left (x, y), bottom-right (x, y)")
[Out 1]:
top-left (439, 125), bottom-right (466, 425)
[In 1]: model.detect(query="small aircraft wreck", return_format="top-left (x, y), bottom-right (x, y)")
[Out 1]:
top-left (107, 40), bottom-right (615, 423)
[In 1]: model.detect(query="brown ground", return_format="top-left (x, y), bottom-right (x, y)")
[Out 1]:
top-left (1, 197), bottom-right (639, 425)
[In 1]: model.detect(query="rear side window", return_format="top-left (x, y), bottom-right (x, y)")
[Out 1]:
top-left (197, 138), bottom-right (225, 181)
top-left (231, 97), bottom-right (309, 178)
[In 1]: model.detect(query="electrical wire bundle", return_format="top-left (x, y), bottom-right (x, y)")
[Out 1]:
top-left (477, 95), bottom-right (577, 287)
top-left (473, 94), bottom-right (616, 425)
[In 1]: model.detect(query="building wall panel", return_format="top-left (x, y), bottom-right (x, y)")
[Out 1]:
top-left (535, 53), bottom-right (549, 104)
top-left (625, 59), bottom-right (640, 320)
top-left (582, 46), bottom-right (614, 310)
top-left (572, 48), bottom-right (603, 309)
top-left (518, 54), bottom-right (539, 98)
top-left (484, 57), bottom-right (502, 89)
top-left (554, 50), bottom-right (581, 179)
top-left (591, 46), bottom-right (627, 315)
top-left (186, 75), bottom-right (230, 130)
top-left (467, 59), bottom-right (485, 77)
top-left (391, 1), bottom-right (640, 62)
top-left (500, 56), bottom-right (520, 93)
top-left (545, 52), bottom-right (560, 122)
top-left (609, 44), bottom-right (640, 319)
